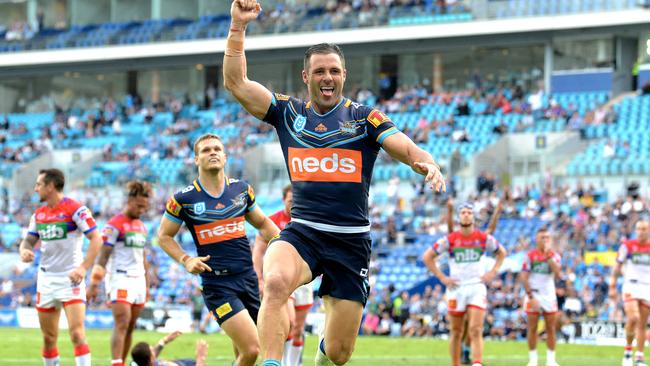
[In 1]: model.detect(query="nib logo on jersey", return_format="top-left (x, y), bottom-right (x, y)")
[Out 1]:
top-left (452, 247), bottom-right (482, 263)
top-left (288, 147), bottom-right (362, 183)
top-left (632, 252), bottom-right (650, 265)
top-left (36, 222), bottom-right (67, 241)
top-left (125, 232), bottom-right (146, 248)
top-left (195, 217), bottom-right (246, 245)
top-left (531, 261), bottom-right (551, 274)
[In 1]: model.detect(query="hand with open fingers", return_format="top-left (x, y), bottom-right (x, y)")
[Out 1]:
top-left (231, 0), bottom-right (262, 28)
top-left (184, 255), bottom-right (212, 274)
top-left (68, 265), bottom-right (86, 286)
top-left (20, 248), bottom-right (34, 263)
top-left (413, 162), bottom-right (446, 192)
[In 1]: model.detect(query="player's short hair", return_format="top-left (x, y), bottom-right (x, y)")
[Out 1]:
top-left (193, 133), bottom-right (223, 155)
top-left (536, 227), bottom-right (549, 235)
top-left (304, 43), bottom-right (345, 71)
top-left (282, 184), bottom-right (292, 199)
top-left (38, 168), bottom-right (65, 192)
top-left (131, 342), bottom-right (152, 366)
top-left (457, 202), bottom-right (474, 214)
top-left (127, 180), bottom-right (152, 199)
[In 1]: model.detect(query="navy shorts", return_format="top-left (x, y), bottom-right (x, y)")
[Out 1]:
top-left (272, 221), bottom-right (371, 305)
top-left (201, 270), bottom-right (260, 325)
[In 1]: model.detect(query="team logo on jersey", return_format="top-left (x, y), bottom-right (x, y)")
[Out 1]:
top-left (215, 203), bottom-right (225, 210)
top-left (288, 147), bottom-right (362, 183)
top-left (339, 120), bottom-right (359, 135)
top-left (37, 213), bottom-right (46, 220)
top-left (315, 123), bottom-right (328, 132)
top-left (231, 192), bottom-right (248, 208)
top-left (194, 202), bottom-right (206, 215)
top-left (293, 115), bottom-right (307, 134)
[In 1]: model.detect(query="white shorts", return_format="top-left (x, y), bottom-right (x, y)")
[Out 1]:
top-left (524, 291), bottom-right (559, 315)
top-left (446, 282), bottom-right (487, 315)
top-left (36, 272), bottom-right (86, 312)
top-left (290, 283), bottom-right (313, 311)
top-left (622, 281), bottom-right (650, 308)
top-left (106, 272), bottom-right (147, 307)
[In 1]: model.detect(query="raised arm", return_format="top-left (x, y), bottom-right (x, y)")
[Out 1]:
top-left (446, 198), bottom-right (454, 233)
top-left (486, 200), bottom-right (503, 235)
top-left (222, 0), bottom-right (273, 120)
top-left (382, 132), bottom-right (445, 192)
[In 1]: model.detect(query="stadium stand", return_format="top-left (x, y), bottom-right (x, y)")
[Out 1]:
top-left (1, 82), bottom-right (642, 342)
top-left (0, 0), bottom-right (640, 53)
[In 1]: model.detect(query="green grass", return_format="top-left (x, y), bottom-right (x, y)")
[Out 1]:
top-left (0, 328), bottom-right (621, 365)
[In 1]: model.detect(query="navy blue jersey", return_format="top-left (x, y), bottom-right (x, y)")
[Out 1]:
top-left (263, 94), bottom-right (398, 232)
top-left (164, 177), bottom-right (256, 282)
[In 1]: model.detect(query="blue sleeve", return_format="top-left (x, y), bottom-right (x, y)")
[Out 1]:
top-left (360, 106), bottom-right (399, 146)
top-left (262, 92), bottom-right (292, 127)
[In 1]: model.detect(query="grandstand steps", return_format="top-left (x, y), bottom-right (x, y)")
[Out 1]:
top-left (465, 132), bottom-right (585, 193)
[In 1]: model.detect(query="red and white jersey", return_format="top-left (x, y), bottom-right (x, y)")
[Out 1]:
top-left (27, 197), bottom-right (97, 275)
top-left (432, 230), bottom-right (501, 285)
top-left (269, 209), bottom-right (291, 230)
top-left (102, 213), bottom-right (147, 277)
top-left (617, 239), bottom-right (650, 284)
top-left (522, 248), bottom-right (560, 295)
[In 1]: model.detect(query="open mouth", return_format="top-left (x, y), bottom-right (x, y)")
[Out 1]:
top-left (320, 86), bottom-right (335, 97)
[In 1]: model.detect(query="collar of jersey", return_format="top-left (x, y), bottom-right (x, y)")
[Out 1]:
top-left (309, 97), bottom-right (346, 117)
top-left (196, 176), bottom-right (228, 199)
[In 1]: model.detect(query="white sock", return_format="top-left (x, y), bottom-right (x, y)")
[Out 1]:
top-left (111, 359), bottom-right (124, 366)
top-left (636, 351), bottom-right (645, 361)
top-left (529, 349), bottom-right (538, 362)
top-left (315, 338), bottom-right (330, 366)
top-left (43, 357), bottom-right (59, 366)
top-left (74, 344), bottom-right (91, 366)
top-left (282, 338), bottom-right (292, 366)
top-left (547, 349), bottom-right (555, 362)
top-left (288, 340), bottom-right (304, 366)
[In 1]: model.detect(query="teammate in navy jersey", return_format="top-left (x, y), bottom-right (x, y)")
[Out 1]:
top-left (223, 2), bottom-right (446, 365)
top-left (157, 133), bottom-right (280, 366)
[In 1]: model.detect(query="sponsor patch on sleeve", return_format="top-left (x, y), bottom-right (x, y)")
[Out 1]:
top-left (166, 197), bottom-right (181, 216)
top-left (274, 93), bottom-right (290, 101)
top-left (367, 109), bottom-right (391, 128)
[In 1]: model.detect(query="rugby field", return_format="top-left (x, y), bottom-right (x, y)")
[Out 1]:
top-left (0, 328), bottom-right (621, 365)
